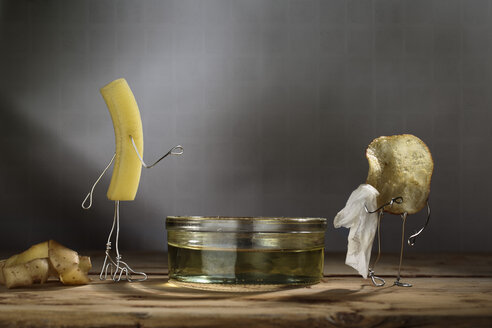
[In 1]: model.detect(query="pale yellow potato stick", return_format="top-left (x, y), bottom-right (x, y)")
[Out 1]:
top-left (100, 78), bottom-right (144, 201)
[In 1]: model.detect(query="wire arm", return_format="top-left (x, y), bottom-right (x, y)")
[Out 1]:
top-left (365, 196), bottom-right (403, 214)
top-left (81, 153), bottom-right (116, 209)
top-left (130, 135), bottom-right (183, 169)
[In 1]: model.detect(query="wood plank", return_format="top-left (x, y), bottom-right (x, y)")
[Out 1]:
top-left (0, 276), bottom-right (491, 327)
top-left (3, 251), bottom-right (491, 277)
top-left (87, 251), bottom-right (168, 275)
top-left (83, 252), bottom-right (492, 277)
top-left (324, 252), bottom-right (492, 277)
top-left (1, 252), bottom-right (491, 327)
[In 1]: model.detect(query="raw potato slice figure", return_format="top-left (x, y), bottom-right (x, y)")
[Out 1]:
top-left (82, 78), bottom-right (182, 283)
top-left (366, 134), bottom-right (433, 215)
top-left (101, 78), bottom-right (144, 201)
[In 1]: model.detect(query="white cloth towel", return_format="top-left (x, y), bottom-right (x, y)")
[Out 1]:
top-left (334, 184), bottom-right (379, 278)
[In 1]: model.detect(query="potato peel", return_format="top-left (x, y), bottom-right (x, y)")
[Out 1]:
top-left (48, 240), bottom-right (80, 275)
top-left (3, 264), bottom-right (33, 289)
top-left (366, 134), bottom-right (433, 215)
top-left (4, 258), bottom-right (50, 288)
top-left (0, 240), bottom-right (91, 289)
top-left (25, 258), bottom-right (50, 284)
top-left (59, 266), bottom-right (90, 285)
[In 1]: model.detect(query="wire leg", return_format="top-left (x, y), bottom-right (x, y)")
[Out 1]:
top-left (99, 201), bottom-right (147, 282)
top-left (368, 210), bottom-right (385, 287)
top-left (394, 212), bottom-right (411, 287)
top-left (408, 200), bottom-right (431, 246)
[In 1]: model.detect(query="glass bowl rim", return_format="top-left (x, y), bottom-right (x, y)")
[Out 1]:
top-left (166, 216), bottom-right (327, 233)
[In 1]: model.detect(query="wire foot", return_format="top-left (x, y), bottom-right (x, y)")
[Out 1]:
top-left (99, 201), bottom-right (147, 282)
top-left (394, 278), bottom-right (412, 287)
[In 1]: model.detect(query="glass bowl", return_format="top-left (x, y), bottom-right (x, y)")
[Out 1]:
top-left (166, 216), bottom-right (327, 289)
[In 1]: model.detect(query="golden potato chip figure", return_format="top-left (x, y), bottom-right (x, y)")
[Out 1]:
top-left (365, 134), bottom-right (433, 287)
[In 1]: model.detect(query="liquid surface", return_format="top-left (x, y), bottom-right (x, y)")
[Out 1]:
top-left (168, 245), bottom-right (324, 286)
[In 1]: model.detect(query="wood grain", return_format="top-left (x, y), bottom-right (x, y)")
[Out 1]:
top-left (0, 253), bottom-right (491, 328)
top-left (83, 251), bottom-right (492, 277)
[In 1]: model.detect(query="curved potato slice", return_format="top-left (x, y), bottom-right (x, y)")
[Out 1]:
top-left (366, 134), bottom-right (433, 214)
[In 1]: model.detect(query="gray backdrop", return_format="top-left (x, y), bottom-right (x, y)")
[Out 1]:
top-left (0, 0), bottom-right (491, 253)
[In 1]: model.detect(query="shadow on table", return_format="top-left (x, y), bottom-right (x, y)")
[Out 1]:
top-left (264, 286), bottom-right (395, 304)
top-left (97, 277), bottom-right (309, 301)
top-left (94, 277), bottom-right (396, 303)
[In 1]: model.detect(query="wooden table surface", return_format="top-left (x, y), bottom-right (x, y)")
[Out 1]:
top-left (0, 252), bottom-right (491, 327)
